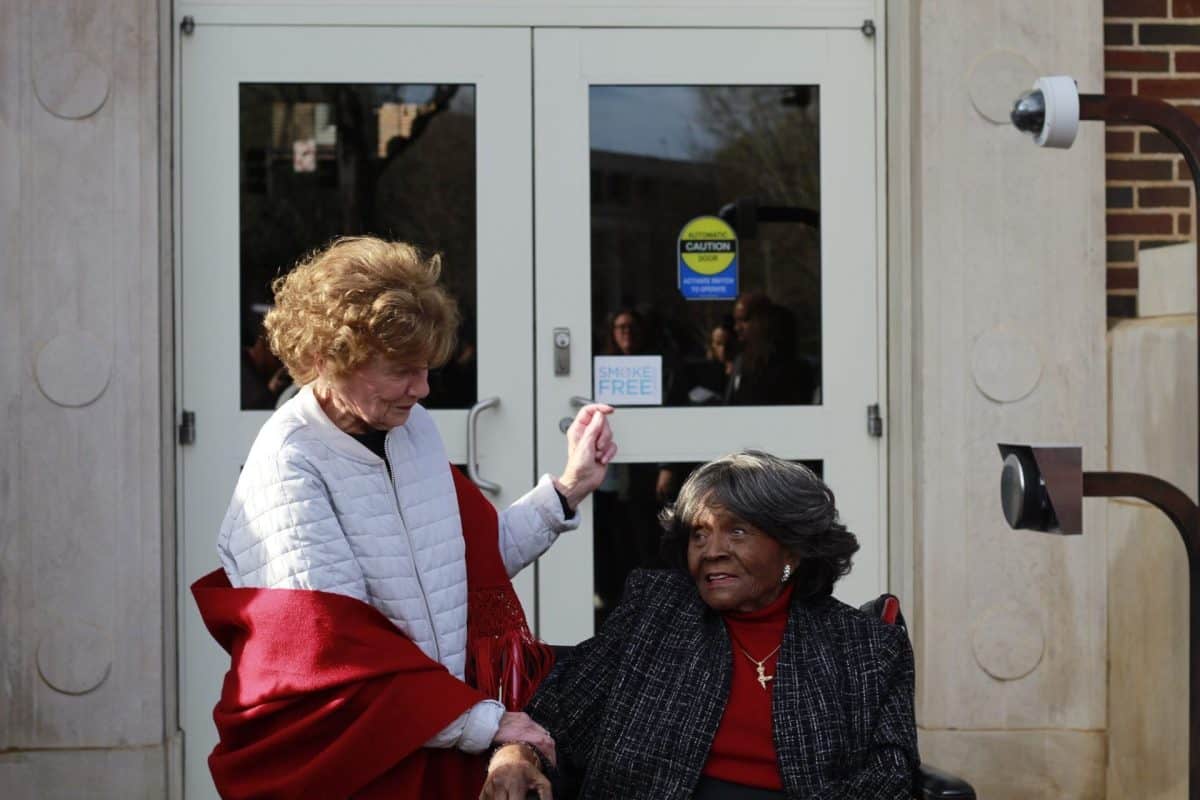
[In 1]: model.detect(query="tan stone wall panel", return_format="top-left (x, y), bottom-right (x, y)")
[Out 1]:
top-left (1106, 500), bottom-right (1188, 800)
top-left (0, 746), bottom-right (167, 800)
top-left (920, 728), bottom-right (1108, 800)
top-left (1109, 315), bottom-right (1198, 492)
top-left (0, 0), bottom-right (33, 753)
top-left (1106, 315), bottom-right (1195, 799)
top-left (914, 0), bottom-right (1108, 750)
top-left (0, 0), bottom-right (162, 753)
top-left (1137, 242), bottom-right (1195, 317)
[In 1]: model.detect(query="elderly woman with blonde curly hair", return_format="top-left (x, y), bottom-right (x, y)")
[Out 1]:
top-left (191, 236), bottom-right (616, 800)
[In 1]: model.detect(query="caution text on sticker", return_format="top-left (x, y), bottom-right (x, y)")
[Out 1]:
top-left (679, 216), bottom-right (737, 275)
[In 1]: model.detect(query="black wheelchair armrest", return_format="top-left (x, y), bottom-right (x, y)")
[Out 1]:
top-left (915, 762), bottom-right (976, 799)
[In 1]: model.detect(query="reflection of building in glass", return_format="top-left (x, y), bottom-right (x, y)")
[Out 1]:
top-left (591, 149), bottom-right (722, 354)
top-left (238, 84), bottom-right (479, 409)
top-left (588, 84), bottom-right (823, 408)
top-left (588, 99), bottom-right (827, 625)
top-left (376, 102), bottom-right (427, 154)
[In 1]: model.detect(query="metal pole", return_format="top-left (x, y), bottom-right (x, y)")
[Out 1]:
top-left (1075, 94), bottom-right (1200, 800)
top-left (1083, 471), bottom-right (1200, 799)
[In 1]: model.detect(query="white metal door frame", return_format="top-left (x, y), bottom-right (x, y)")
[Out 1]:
top-left (532, 26), bottom-right (885, 643)
top-left (178, 25), bottom-right (534, 799)
top-left (175, 1), bottom-right (881, 30)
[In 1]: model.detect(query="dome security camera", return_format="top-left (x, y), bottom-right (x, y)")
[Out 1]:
top-left (1010, 76), bottom-right (1080, 149)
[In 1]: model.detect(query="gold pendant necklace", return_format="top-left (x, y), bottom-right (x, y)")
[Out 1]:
top-left (736, 643), bottom-right (782, 690)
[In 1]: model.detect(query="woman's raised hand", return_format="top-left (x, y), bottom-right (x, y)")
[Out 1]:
top-left (555, 404), bottom-right (617, 511)
top-left (480, 744), bottom-right (551, 800)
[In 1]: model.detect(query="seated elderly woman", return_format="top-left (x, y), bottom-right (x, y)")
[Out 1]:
top-left (482, 451), bottom-right (917, 800)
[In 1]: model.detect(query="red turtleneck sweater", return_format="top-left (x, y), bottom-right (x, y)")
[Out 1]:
top-left (702, 584), bottom-right (794, 790)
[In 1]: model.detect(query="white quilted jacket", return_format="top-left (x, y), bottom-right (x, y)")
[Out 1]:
top-left (217, 385), bottom-right (578, 751)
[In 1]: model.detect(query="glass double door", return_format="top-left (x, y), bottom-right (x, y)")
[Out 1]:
top-left (180, 24), bottom-right (880, 799)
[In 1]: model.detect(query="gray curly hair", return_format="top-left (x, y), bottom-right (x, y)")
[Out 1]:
top-left (659, 450), bottom-right (859, 599)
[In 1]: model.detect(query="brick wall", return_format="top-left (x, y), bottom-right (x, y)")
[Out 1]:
top-left (1105, 0), bottom-right (1199, 318)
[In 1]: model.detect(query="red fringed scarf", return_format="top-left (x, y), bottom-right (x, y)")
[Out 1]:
top-left (192, 467), bottom-right (556, 799)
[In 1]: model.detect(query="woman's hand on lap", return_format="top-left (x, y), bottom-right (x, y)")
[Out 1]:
top-left (555, 404), bottom-right (617, 510)
top-left (480, 744), bottom-right (551, 800)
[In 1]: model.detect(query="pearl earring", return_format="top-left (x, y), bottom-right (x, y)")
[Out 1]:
top-left (781, 563), bottom-right (792, 583)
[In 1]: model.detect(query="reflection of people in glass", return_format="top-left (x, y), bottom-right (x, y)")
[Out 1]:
top-left (198, 237), bottom-right (618, 799)
top-left (726, 291), bottom-right (816, 406)
top-left (709, 321), bottom-right (736, 370)
top-left (605, 308), bottom-right (644, 356)
top-left (427, 313), bottom-right (477, 408)
top-left (484, 452), bottom-right (917, 799)
top-left (603, 307), bottom-right (687, 405)
top-left (241, 311), bottom-right (292, 409)
top-left (687, 320), bottom-right (737, 405)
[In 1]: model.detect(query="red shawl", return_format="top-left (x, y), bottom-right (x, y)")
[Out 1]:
top-left (192, 467), bottom-right (554, 800)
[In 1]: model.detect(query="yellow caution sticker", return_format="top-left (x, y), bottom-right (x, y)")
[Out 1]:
top-left (678, 216), bottom-right (738, 300)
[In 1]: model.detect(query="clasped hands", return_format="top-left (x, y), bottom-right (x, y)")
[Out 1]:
top-left (481, 712), bottom-right (554, 800)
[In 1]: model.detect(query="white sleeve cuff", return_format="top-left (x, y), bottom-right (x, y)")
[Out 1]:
top-left (458, 699), bottom-right (506, 753)
top-left (422, 699), bottom-right (504, 751)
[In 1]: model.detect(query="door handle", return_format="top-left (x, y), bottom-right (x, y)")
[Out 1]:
top-left (467, 396), bottom-right (501, 494)
top-left (560, 396), bottom-right (595, 433)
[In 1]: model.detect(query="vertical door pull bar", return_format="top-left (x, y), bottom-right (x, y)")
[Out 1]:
top-left (467, 396), bottom-right (502, 494)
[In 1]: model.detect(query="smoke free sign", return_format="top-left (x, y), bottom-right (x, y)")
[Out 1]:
top-left (593, 355), bottom-right (663, 406)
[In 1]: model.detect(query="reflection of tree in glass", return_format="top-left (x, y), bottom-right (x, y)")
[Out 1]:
top-left (694, 86), bottom-right (821, 366)
top-left (373, 108), bottom-right (476, 311)
top-left (374, 105), bottom-right (478, 410)
top-left (694, 86), bottom-right (819, 208)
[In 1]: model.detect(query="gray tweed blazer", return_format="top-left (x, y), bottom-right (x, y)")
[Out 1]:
top-left (526, 569), bottom-right (918, 800)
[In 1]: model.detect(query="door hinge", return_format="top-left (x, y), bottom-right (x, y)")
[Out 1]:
top-left (180, 15), bottom-right (195, 35)
top-left (179, 410), bottom-right (196, 445)
top-left (861, 19), bottom-right (876, 38)
top-left (867, 404), bottom-right (883, 437)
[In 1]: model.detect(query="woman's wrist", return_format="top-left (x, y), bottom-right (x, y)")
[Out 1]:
top-left (552, 475), bottom-right (587, 512)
